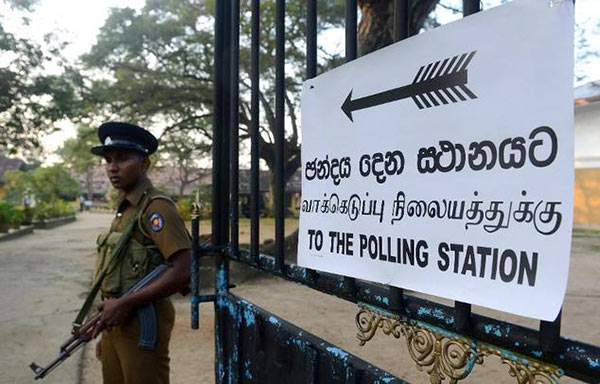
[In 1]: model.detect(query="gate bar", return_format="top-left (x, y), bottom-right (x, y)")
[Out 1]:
top-left (304, 345), bottom-right (318, 384)
top-left (540, 309), bottom-right (562, 353)
top-left (389, 0), bottom-right (409, 315)
top-left (191, 208), bottom-right (200, 329)
top-left (250, 0), bottom-right (260, 263)
top-left (454, 301), bottom-right (472, 333)
top-left (230, 302), bottom-right (242, 383)
top-left (305, 0), bottom-right (319, 284)
top-left (229, 0), bottom-right (240, 260)
top-left (394, 0), bottom-right (408, 42)
top-left (211, 0), bottom-right (224, 248)
top-left (212, 0), bottom-right (231, 277)
top-left (451, 0), bottom-right (481, 335)
top-left (345, 0), bottom-right (357, 61)
top-left (462, 0), bottom-right (481, 16)
top-left (213, 1), bottom-right (231, 381)
top-left (307, 0), bottom-right (317, 79)
top-left (343, 0), bottom-right (358, 297)
top-left (275, 0), bottom-right (286, 273)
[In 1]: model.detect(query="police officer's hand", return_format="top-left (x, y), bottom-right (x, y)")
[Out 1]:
top-left (93, 298), bottom-right (134, 338)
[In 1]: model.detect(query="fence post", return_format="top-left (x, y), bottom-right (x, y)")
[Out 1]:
top-left (250, 0), bottom-right (260, 264)
top-left (275, 0), bottom-right (286, 274)
top-left (540, 309), bottom-right (562, 353)
top-left (388, 0), bottom-right (410, 315)
top-left (343, 0), bottom-right (358, 298)
top-left (230, 0), bottom-right (240, 261)
top-left (213, 0), bottom-right (231, 382)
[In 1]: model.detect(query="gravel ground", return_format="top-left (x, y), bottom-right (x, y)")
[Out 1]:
top-left (1, 212), bottom-right (597, 383)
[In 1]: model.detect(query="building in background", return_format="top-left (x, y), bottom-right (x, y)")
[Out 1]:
top-left (72, 165), bottom-right (110, 201)
top-left (70, 165), bottom-right (302, 216)
top-left (73, 165), bottom-right (211, 202)
top-left (574, 80), bottom-right (600, 225)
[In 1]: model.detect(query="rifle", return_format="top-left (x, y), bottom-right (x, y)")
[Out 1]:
top-left (29, 263), bottom-right (170, 380)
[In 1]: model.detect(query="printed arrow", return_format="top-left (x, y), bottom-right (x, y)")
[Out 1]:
top-left (341, 51), bottom-right (478, 122)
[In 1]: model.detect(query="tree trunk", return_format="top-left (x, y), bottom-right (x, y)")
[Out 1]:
top-left (265, 166), bottom-right (296, 217)
top-left (258, 134), bottom-right (301, 217)
top-left (358, 0), bottom-right (440, 56)
top-left (178, 182), bottom-right (186, 199)
top-left (86, 168), bottom-right (94, 201)
top-left (357, 1), bottom-right (395, 56)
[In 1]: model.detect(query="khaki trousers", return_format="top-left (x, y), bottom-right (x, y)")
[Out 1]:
top-left (100, 300), bottom-right (175, 384)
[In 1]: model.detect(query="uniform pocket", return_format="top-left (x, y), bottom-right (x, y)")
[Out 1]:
top-left (99, 232), bottom-right (125, 295)
top-left (120, 239), bottom-right (150, 294)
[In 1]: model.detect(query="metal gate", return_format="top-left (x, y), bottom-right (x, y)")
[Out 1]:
top-left (190, 0), bottom-right (600, 383)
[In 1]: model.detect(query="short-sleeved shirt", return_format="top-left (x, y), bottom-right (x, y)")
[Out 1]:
top-left (111, 177), bottom-right (191, 260)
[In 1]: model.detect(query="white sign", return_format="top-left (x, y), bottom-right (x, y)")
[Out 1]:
top-left (298, 0), bottom-right (574, 321)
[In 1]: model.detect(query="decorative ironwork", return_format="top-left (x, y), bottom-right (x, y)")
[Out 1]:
top-left (191, 189), bottom-right (202, 221)
top-left (481, 348), bottom-right (564, 384)
top-left (356, 305), bottom-right (563, 384)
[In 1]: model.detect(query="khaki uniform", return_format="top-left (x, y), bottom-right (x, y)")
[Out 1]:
top-left (96, 177), bottom-right (191, 384)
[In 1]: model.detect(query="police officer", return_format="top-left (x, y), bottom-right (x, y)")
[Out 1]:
top-left (90, 122), bottom-right (191, 384)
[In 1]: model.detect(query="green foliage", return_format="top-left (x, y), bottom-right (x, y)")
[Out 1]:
top-left (4, 164), bottom-right (80, 205)
top-left (79, 1), bottom-right (216, 133)
top-left (3, 169), bottom-right (30, 205)
top-left (0, 201), bottom-right (27, 230)
top-left (175, 185), bottom-right (212, 221)
top-left (4, 0), bottom-right (38, 11)
top-left (0, 2), bottom-right (75, 154)
top-left (71, 0), bottom-right (345, 213)
top-left (0, 201), bottom-right (15, 224)
top-left (58, 124), bottom-right (102, 199)
top-left (3, 163), bottom-right (78, 222)
top-left (10, 209), bottom-right (24, 227)
top-left (33, 198), bottom-right (74, 221)
top-left (175, 197), bottom-right (192, 221)
top-left (29, 165), bottom-right (80, 201)
top-left (58, 125), bottom-right (99, 173)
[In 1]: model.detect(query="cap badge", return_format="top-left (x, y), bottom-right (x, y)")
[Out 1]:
top-left (104, 136), bottom-right (113, 145)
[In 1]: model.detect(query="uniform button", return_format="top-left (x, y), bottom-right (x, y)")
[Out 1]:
top-left (116, 212), bottom-right (123, 217)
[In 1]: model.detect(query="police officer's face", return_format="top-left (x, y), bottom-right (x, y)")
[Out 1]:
top-left (103, 149), bottom-right (149, 191)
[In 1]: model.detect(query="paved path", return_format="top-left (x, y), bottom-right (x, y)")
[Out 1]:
top-left (0, 212), bottom-right (111, 384)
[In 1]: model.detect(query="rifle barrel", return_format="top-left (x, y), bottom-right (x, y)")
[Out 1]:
top-left (31, 338), bottom-right (86, 380)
